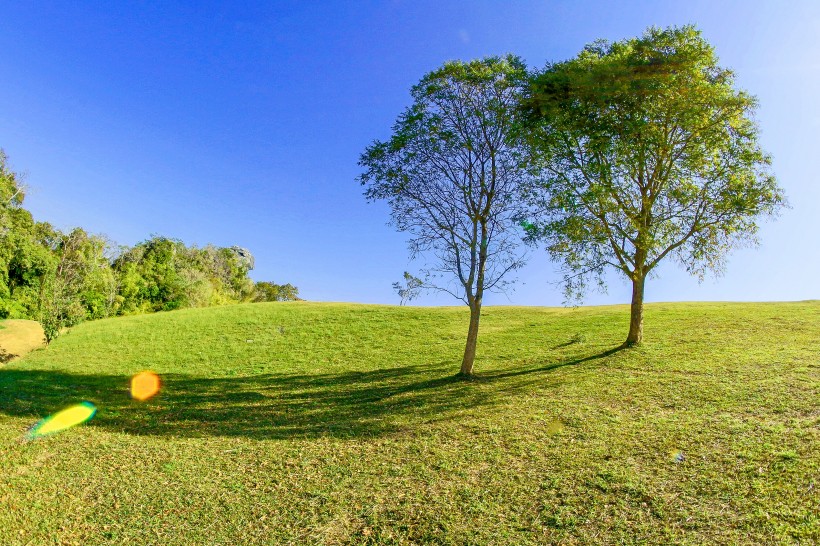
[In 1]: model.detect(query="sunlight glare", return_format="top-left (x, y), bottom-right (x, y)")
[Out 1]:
top-left (131, 371), bottom-right (161, 401)
top-left (27, 401), bottom-right (97, 439)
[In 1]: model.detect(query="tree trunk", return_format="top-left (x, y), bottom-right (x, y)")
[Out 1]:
top-left (460, 302), bottom-right (481, 376)
top-left (624, 274), bottom-right (645, 347)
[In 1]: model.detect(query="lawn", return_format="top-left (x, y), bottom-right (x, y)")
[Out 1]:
top-left (1, 301), bottom-right (818, 545)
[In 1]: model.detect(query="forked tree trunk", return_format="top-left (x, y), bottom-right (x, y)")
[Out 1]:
top-left (460, 301), bottom-right (482, 376)
top-left (624, 274), bottom-right (646, 347)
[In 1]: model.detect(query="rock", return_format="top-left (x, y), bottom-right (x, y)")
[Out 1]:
top-left (230, 246), bottom-right (255, 270)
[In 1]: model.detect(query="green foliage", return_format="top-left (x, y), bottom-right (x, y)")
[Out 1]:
top-left (112, 237), bottom-right (259, 314)
top-left (392, 271), bottom-right (423, 305)
top-left (521, 25), bottom-right (787, 301)
top-left (253, 281), bottom-right (300, 302)
top-left (360, 56), bottom-right (532, 373)
top-left (359, 55), bottom-right (531, 305)
top-left (39, 312), bottom-right (62, 344)
top-left (0, 151), bottom-right (56, 320)
top-left (0, 149), bottom-right (297, 335)
top-left (38, 228), bottom-right (117, 342)
top-left (0, 149), bottom-right (26, 207)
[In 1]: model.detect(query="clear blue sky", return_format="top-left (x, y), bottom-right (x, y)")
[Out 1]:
top-left (1, 1), bottom-right (817, 306)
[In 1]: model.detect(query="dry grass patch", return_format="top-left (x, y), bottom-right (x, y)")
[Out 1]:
top-left (0, 319), bottom-right (44, 363)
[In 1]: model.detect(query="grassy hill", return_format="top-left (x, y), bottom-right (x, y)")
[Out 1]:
top-left (1, 301), bottom-right (818, 545)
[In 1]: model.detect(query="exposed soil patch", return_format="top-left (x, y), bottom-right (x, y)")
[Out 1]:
top-left (0, 320), bottom-right (44, 363)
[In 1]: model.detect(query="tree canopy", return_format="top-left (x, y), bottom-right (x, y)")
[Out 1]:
top-left (359, 55), bottom-right (531, 375)
top-left (521, 25), bottom-right (787, 345)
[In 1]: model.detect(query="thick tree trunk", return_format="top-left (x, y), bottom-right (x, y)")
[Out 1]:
top-left (624, 274), bottom-right (645, 347)
top-left (460, 302), bottom-right (482, 376)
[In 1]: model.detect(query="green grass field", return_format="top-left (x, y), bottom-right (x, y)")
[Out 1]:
top-left (1, 301), bottom-right (818, 545)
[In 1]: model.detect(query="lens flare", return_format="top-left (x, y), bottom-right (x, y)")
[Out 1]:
top-left (27, 402), bottom-right (97, 439)
top-left (546, 419), bottom-right (564, 435)
top-left (669, 450), bottom-right (685, 463)
top-left (131, 371), bottom-right (161, 401)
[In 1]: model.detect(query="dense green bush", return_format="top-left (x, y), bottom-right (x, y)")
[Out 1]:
top-left (112, 237), bottom-right (257, 313)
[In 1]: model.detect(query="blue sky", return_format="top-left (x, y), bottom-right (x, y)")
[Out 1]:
top-left (1, 0), bottom-right (817, 306)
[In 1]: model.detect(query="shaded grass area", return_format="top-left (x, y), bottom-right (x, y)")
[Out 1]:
top-left (0, 346), bottom-right (620, 440)
top-left (1, 301), bottom-right (819, 544)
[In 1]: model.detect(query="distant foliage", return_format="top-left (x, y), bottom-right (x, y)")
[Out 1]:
top-left (0, 149), bottom-right (300, 342)
top-left (0, 150), bottom-right (54, 321)
top-left (253, 281), bottom-right (300, 302)
top-left (392, 272), bottom-right (423, 305)
top-left (112, 237), bottom-right (256, 313)
top-left (39, 228), bottom-right (117, 342)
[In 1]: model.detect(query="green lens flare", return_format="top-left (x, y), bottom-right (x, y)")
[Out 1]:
top-left (27, 402), bottom-right (97, 439)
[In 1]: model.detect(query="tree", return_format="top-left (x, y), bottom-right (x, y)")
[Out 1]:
top-left (253, 281), bottom-right (300, 302)
top-left (112, 236), bottom-right (187, 312)
top-left (0, 148), bottom-right (285, 328)
top-left (392, 271), bottom-right (423, 305)
top-left (39, 228), bottom-right (116, 342)
top-left (0, 150), bottom-right (55, 320)
top-left (112, 237), bottom-right (259, 313)
top-left (521, 26), bottom-right (787, 346)
top-left (0, 149), bottom-right (27, 209)
top-left (359, 56), bottom-right (530, 376)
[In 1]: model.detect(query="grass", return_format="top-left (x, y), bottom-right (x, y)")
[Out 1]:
top-left (1, 301), bottom-right (818, 545)
top-left (0, 320), bottom-right (43, 363)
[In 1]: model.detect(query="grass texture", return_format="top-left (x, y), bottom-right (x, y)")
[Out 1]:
top-left (1, 301), bottom-right (818, 544)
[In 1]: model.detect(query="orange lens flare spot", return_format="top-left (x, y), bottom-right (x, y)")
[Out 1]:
top-left (131, 371), bottom-right (161, 401)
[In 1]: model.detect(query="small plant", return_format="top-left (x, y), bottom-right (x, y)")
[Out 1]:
top-left (392, 272), bottom-right (423, 305)
top-left (40, 315), bottom-right (61, 344)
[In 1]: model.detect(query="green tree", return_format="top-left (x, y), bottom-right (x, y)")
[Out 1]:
top-left (215, 246), bottom-right (255, 302)
top-left (253, 281), bottom-right (300, 302)
top-left (39, 228), bottom-right (117, 342)
top-left (359, 56), bottom-right (530, 376)
top-left (0, 150), bottom-right (56, 320)
top-left (521, 26), bottom-right (787, 346)
top-left (113, 237), bottom-right (260, 313)
top-left (0, 149), bottom-right (26, 208)
top-left (112, 236), bottom-right (190, 312)
top-left (392, 271), bottom-right (423, 306)
top-left (0, 149), bottom-right (278, 330)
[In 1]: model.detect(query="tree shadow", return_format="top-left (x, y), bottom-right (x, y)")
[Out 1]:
top-left (0, 347), bottom-right (622, 440)
top-left (481, 345), bottom-right (624, 381)
top-left (0, 349), bottom-right (17, 364)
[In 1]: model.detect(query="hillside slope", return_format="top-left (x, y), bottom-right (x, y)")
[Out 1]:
top-left (1, 301), bottom-right (818, 545)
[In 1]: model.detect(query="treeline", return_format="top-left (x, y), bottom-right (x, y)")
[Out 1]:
top-left (0, 150), bottom-right (299, 342)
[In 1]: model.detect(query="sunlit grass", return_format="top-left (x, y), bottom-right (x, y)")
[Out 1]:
top-left (1, 301), bottom-right (818, 544)
top-left (0, 319), bottom-right (43, 363)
